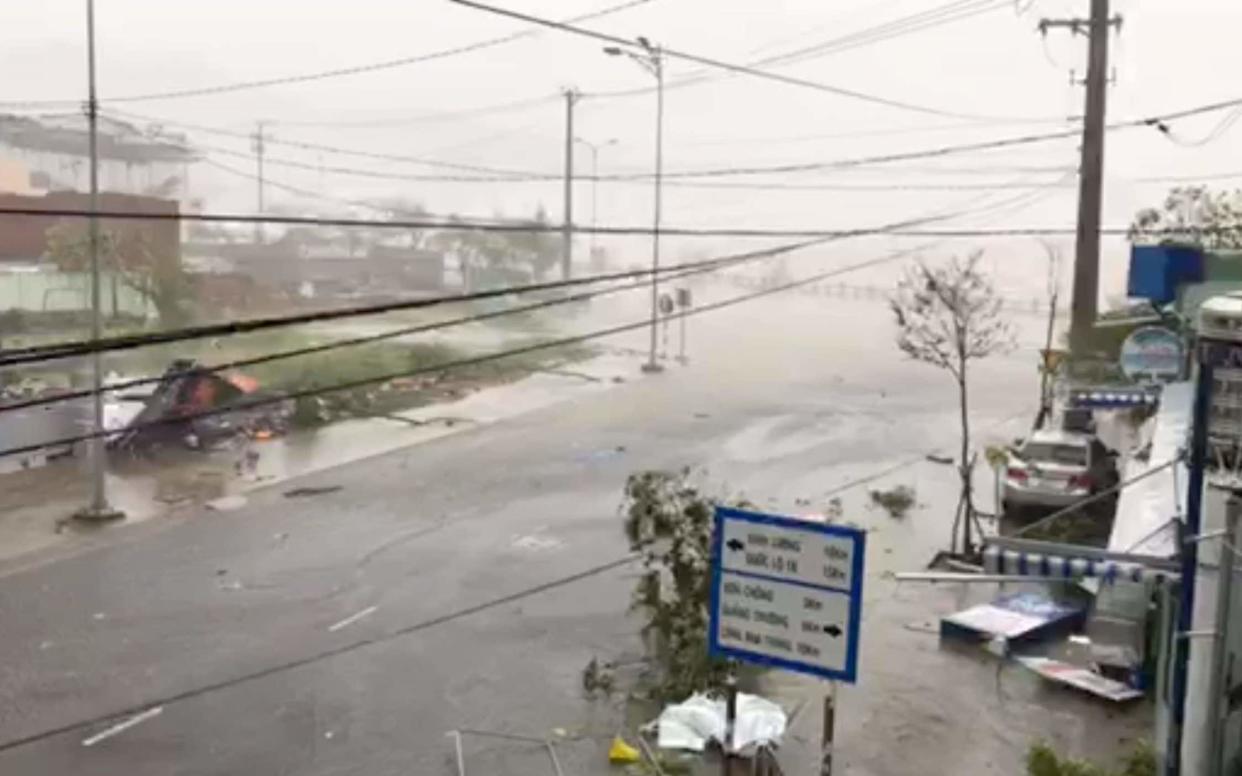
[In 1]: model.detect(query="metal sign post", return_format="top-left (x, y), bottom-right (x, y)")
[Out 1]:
top-left (721, 675), bottom-right (737, 776)
top-left (821, 684), bottom-right (836, 776)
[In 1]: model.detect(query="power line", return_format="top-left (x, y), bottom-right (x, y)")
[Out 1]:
top-left (584, 0), bottom-right (1027, 109)
top-left (0, 235), bottom-right (842, 411)
top-left (0, 553), bottom-right (641, 755)
top-left (260, 94), bottom-right (563, 130)
top-left (6, 0), bottom-right (652, 108)
top-left (200, 143), bottom-right (552, 183)
top-left (104, 108), bottom-right (557, 179)
top-left (757, 0), bottom-right (1012, 69)
top-left (26, 174), bottom-right (1070, 410)
top-left (0, 203), bottom-right (957, 370)
top-left (635, 97), bottom-right (1242, 180)
top-left (0, 202), bottom-right (1193, 243)
top-left (446, 0), bottom-right (1050, 122)
top-left (162, 96), bottom-right (1239, 187)
top-left (0, 240), bottom-right (940, 456)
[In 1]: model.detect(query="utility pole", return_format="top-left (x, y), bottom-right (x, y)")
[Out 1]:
top-left (74, 0), bottom-right (121, 522)
top-left (1040, 0), bottom-right (1121, 358)
top-left (574, 136), bottom-right (617, 267)
top-left (561, 89), bottom-right (578, 281)
top-left (251, 121), bottom-right (267, 244)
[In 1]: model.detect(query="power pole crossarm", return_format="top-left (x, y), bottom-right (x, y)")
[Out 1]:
top-left (1040, 0), bottom-right (1122, 359)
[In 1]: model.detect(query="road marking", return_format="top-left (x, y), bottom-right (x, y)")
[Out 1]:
top-left (81, 707), bottom-right (163, 747)
top-left (328, 605), bottom-right (378, 633)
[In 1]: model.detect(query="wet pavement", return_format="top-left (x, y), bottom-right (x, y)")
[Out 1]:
top-left (0, 292), bottom-right (1151, 774)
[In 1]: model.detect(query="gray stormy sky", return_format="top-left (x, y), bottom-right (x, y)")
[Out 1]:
top-left (2, 0), bottom-right (1242, 300)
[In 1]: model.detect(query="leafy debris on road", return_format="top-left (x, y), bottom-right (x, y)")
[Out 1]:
top-left (283, 485), bottom-right (343, 498)
top-left (869, 485), bottom-right (916, 518)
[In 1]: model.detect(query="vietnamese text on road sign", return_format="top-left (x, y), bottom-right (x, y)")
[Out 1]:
top-left (709, 507), bottom-right (865, 683)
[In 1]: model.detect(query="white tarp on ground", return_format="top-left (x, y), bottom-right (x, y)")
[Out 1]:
top-left (646, 692), bottom-right (787, 752)
top-left (1109, 380), bottom-right (1192, 558)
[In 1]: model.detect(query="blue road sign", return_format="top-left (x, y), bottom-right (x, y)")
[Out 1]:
top-left (708, 506), bottom-right (866, 684)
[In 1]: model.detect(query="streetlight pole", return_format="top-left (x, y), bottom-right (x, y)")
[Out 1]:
top-left (573, 137), bottom-right (617, 266)
top-left (77, 0), bottom-right (120, 521)
top-left (605, 39), bottom-right (664, 374)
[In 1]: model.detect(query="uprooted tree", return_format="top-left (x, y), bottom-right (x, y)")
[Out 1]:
top-left (45, 221), bottom-right (189, 325)
top-left (622, 469), bottom-right (732, 701)
top-left (890, 251), bottom-right (1014, 556)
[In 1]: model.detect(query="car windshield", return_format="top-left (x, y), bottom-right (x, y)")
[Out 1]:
top-left (1021, 442), bottom-right (1089, 466)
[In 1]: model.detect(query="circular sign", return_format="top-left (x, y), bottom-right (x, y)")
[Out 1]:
top-left (1120, 326), bottom-right (1184, 382)
top-left (658, 293), bottom-right (675, 316)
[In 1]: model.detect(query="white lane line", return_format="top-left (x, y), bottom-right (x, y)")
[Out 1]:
top-left (327, 605), bottom-right (379, 633)
top-left (81, 706), bottom-right (163, 747)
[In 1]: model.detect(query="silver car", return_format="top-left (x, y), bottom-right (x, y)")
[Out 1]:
top-left (1003, 429), bottom-right (1119, 514)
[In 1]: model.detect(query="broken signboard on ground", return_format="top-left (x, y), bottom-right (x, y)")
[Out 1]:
top-left (939, 591), bottom-right (1085, 655)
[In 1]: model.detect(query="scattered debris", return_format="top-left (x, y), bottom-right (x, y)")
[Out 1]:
top-left (644, 692), bottom-right (787, 753)
top-left (903, 620), bottom-right (939, 635)
top-left (283, 485), bottom-right (343, 498)
top-left (110, 360), bottom-right (291, 454)
top-left (940, 592), bottom-right (1085, 655)
top-left (206, 495), bottom-right (248, 512)
top-left (868, 485), bottom-right (916, 518)
top-left (540, 368), bottom-right (603, 383)
top-left (609, 735), bottom-right (641, 764)
top-left (582, 657), bottom-right (615, 697)
top-left (1016, 656), bottom-right (1143, 702)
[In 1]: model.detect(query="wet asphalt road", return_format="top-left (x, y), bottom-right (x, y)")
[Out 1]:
top-left (0, 295), bottom-right (1143, 775)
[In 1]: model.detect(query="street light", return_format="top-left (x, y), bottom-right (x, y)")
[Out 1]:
top-left (572, 136), bottom-right (617, 267)
top-left (75, 0), bottom-right (121, 522)
top-left (605, 38), bottom-right (664, 374)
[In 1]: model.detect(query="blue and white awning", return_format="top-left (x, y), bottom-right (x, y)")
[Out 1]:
top-left (982, 545), bottom-right (1177, 584)
top-left (1068, 387), bottom-right (1161, 409)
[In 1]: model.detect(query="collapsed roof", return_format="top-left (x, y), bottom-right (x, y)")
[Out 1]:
top-left (0, 113), bottom-right (199, 164)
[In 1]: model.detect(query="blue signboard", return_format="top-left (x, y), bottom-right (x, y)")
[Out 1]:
top-left (708, 507), bottom-right (866, 683)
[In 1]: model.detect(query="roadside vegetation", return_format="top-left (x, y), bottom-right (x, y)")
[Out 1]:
top-left (1026, 740), bottom-right (1156, 776)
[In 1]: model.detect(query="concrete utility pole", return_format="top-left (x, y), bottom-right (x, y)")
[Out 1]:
top-left (251, 121), bottom-right (267, 244)
top-left (1040, 0), bottom-right (1121, 358)
top-left (75, 0), bottom-right (120, 522)
top-left (561, 89), bottom-right (578, 281)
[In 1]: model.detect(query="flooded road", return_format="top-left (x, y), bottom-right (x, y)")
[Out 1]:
top-left (0, 288), bottom-right (1148, 775)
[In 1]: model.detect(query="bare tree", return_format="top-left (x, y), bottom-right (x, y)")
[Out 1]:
top-left (890, 251), bottom-right (1014, 555)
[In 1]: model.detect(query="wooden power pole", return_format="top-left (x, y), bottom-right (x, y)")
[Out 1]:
top-left (1040, 0), bottom-right (1121, 358)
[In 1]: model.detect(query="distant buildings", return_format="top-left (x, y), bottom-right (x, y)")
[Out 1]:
top-left (0, 112), bottom-right (197, 199)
